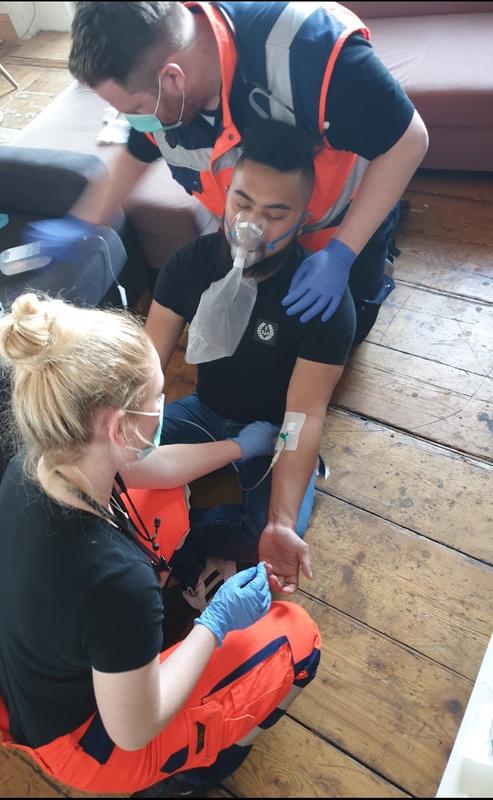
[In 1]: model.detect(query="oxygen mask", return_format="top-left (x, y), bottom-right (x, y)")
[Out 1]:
top-left (227, 211), bottom-right (268, 269)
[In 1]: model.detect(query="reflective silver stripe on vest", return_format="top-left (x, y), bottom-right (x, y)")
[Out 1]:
top-left (154, 129), bottom-right (243, 177)
top-left (302, 156), bottom-right (369, 234)
top-left (265, 2), bottom-right (322, 125)
top-left (211, 146), bottom-right (243, 175)
top-left (262, 3), bottom-right (367, 233)
top-left (154, 129), bottom-right (212, 171)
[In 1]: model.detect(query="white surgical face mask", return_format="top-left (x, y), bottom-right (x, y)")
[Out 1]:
top-left (125, 393), bottom-right (165, 460)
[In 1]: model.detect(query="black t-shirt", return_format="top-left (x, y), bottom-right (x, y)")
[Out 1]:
top-left (128, 33), bottom-right (414, 165)
top-left (0, 456), bottom-right (164, 748)
top-left (154, 232), bottom-right (355, 424)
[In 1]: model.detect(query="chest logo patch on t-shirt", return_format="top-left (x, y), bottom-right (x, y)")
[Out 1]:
top-left (254, 318), bottom-right (278, 346)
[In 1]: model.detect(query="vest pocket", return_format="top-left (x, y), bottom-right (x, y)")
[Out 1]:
top-left (184, 699), bottom-right (224, 768)
top-left (182, 638), bottom-right (295, 770)
top-left (207, 639), bottom-right (294, 749)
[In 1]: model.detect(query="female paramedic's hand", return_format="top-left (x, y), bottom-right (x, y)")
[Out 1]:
top-left (231, 421), bottom-right (280, 463)
top-left (194, 563), bottom-right (271, 646)
top-left (23, 214), bottom-right (104, 263)
top-left (282, 239), bottom-right (357, 323)
top-left (259, 523), bottom-right (313, 595)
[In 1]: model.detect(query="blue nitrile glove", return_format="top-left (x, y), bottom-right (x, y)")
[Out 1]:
top-left (23, 214), bottom-right (104, 263)
top-left (194, 562), bottom-right (271, 646)
top-left (231, 420), bottom-right (280, 463)
top-left (282, 238), bottom-right (357, 323)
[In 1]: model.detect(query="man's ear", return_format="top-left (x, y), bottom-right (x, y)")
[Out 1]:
top-left (160, 62), bottom-right (186, 95)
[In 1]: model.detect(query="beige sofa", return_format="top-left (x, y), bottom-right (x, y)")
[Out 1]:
top-left (343, 1), bottom-right (493, 172)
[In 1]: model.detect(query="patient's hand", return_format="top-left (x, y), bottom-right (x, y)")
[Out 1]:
top-left (259, 522), bottom-right (312, 595)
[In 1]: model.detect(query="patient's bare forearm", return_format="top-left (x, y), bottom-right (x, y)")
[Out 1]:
top-left (268, 415), bottom-right (323, 528)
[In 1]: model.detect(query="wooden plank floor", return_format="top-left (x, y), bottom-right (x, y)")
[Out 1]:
top-left (0, 31), bottom-right (72, 144)
top-left (221, 173), bottom-right (492, 798)
top-left (1, 31), bottom-right (493, 800)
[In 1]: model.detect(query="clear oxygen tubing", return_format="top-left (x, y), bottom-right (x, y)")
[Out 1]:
top-left (93, 234), bottom-right (128, 309)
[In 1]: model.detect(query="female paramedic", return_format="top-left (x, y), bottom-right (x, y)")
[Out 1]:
top-left (0, 293), bottom-right (320, 797)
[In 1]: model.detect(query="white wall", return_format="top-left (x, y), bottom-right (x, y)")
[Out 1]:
top-left (0, 1), bottom-right (35, 37)
top-left (34, 2), bottom-right (73, 32)
top-left (1, 1), bottom-right (73, 38)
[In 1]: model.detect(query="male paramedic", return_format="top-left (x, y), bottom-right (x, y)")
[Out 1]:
top-left (28, 1), bottom-right (428, 334)
top-left (145, 119), bottom-right (355, 596)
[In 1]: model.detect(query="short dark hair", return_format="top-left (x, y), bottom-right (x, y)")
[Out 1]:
top-left (239, 119), bottom-right (321, 188)
top-left (69, 2), bottom-right (190, 88)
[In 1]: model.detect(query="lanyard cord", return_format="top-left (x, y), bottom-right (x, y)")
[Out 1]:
top-left (111, 474), bottom-right (171, 573)
top-left (113, 472), bottom-right (159, 548)
top-left (54, 470), bottom-right (170, 578)
top-left (112, 473), bottom-right (171, 573)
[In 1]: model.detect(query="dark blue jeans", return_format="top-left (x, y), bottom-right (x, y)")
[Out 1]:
top-left (160, 395), bottom-right (316, 576)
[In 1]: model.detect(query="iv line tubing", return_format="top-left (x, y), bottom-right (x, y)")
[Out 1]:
top-left (176, 417), bottom-right (283, 491)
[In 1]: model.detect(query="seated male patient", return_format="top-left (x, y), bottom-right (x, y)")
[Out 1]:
top-left (145, 120), bottom-right (355, 596)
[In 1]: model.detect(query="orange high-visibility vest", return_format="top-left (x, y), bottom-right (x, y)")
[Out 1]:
top-left (146, 1), bottom-right (369, 251)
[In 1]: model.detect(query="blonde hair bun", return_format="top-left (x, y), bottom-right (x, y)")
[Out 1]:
top-left (0, 293), bottom-right (67, 369)
top-left (0, 292), bottom-right (155, 476)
